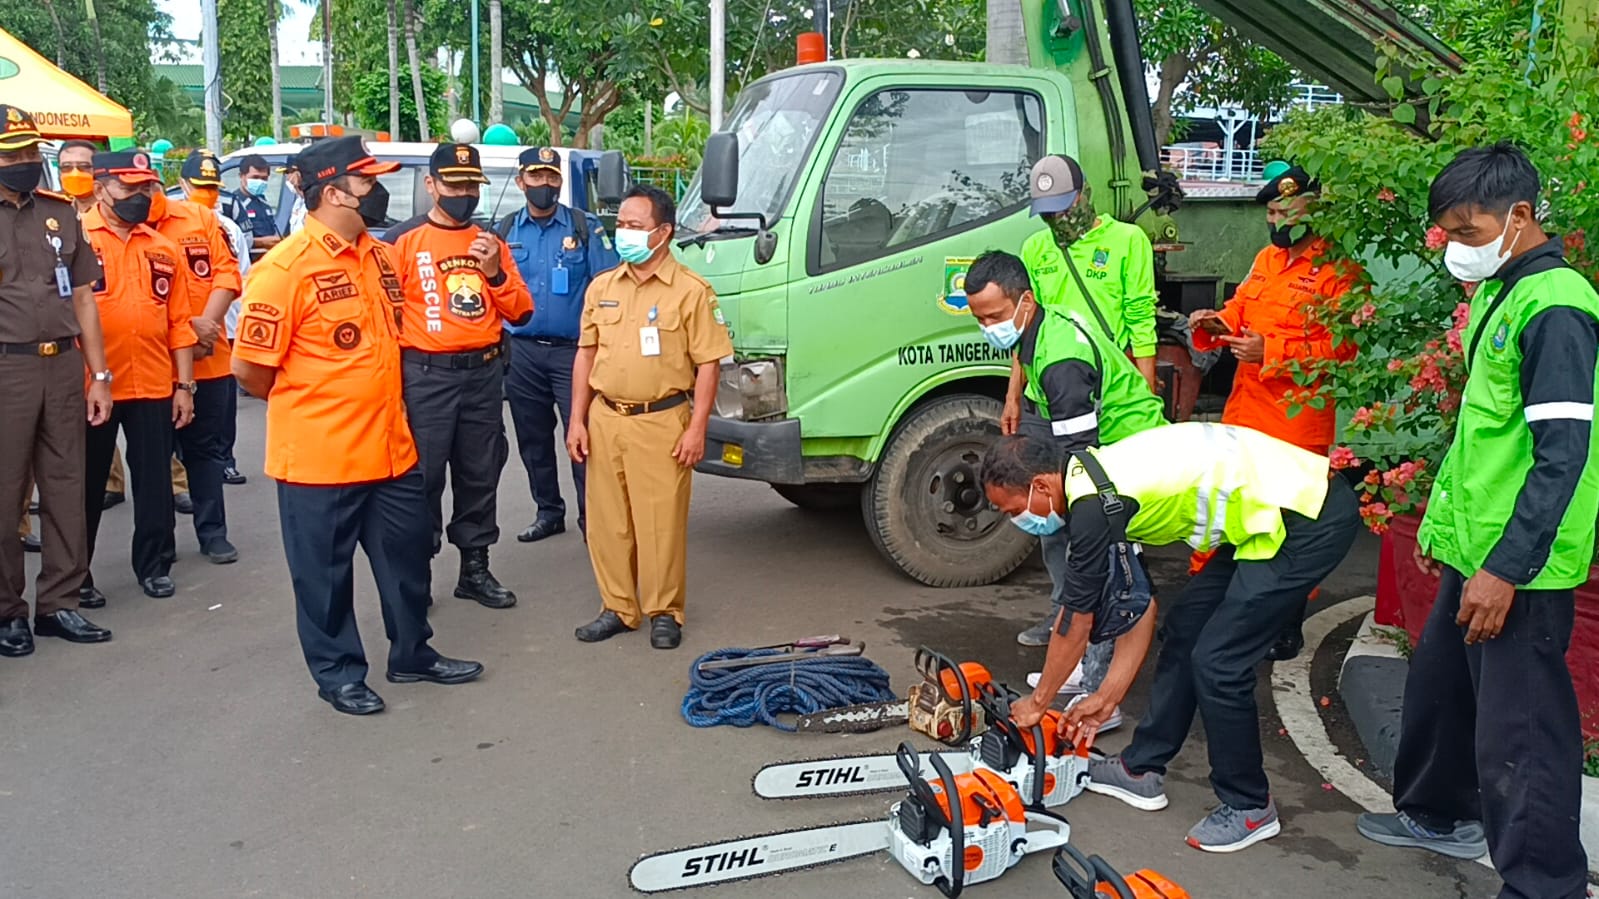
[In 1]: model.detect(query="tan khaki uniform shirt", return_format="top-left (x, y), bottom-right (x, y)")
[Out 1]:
top-left (579, 255), bottom-right (732, 403)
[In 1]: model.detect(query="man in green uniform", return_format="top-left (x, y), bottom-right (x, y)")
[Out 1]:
top-left (1356, 143), bottom-right (1596, 899)
top-left (966, 249), bottom-right (1165, 724)
top-left (984, 423), bottom-right (1358, 853)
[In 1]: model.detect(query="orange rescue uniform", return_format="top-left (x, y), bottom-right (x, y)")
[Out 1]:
top-left (1192, 240), bottom-right (1358, 453)
top-left (232, 216), bottom-right (418, 484)
top-left (384, 218), bottom-right (533, 351)
top-left (82, 206), bottom-right (198, 399)
top-left (149, 195), bottom-right (242, 381)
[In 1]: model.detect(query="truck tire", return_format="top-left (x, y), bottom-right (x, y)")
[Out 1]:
top-left (772, 483), bottom-right (861, 512)
top-left (862, 394), bottom-right (1035, 587)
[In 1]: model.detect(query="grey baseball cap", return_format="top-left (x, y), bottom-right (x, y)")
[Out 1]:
top-left (1030, 154), bottom-right (1086, 216)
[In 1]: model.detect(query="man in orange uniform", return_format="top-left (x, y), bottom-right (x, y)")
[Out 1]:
top-left (1189, 162), bottom-right (1357, 659)
top-left (148, 150), bottom-right (243, 565)
top-left (81, 150), bottom-right (197, 601)
top-left (232, 136), bottom-right (483, 716)
top-left (383, 143), bottom-right (533, 609)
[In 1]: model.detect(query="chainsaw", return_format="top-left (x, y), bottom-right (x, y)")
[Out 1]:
top-left (755, 682), bottom-right (1092, 809)
top-left (1054, 844), bottom-right (1192, 899)
top-left (629, 742), bottom-right (1073, 896)
top-left (795, 646), bottom-right (991, 744)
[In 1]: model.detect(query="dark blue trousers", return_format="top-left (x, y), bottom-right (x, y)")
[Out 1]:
top-left (506, 335), bottom-right (585, 529)
top-left (276, 468), bottom-right (439, 691)
top-left (173, 375), bottom-right (231, 547)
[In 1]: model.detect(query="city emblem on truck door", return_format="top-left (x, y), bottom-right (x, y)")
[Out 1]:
top-left (940, 256), bottom-right (974, 315)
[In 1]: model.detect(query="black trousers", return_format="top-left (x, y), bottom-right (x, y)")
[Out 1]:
top-left (506, 336), bottom-right (586, 529)
top-left (85, 396), bottom-right (175, 584)
top-left (0, 349), bottom-right (87, 618)
top-left (1393, 568), bottom-right (1587, 899)
top-left (401, 357), bottom-right (508, 555)
top-left (172, 376), bottom-right (232, 547)
top-left (276, 468), bottom-right (439, 691)
top-left (1123, 480), bottom-right (1359, 809)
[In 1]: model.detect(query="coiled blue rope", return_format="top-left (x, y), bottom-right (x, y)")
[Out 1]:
top-left (682, 647), bottom-right (897, 731)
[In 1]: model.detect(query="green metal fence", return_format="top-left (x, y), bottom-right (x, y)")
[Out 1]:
top-left (630, 166), bottom-right (692, 202)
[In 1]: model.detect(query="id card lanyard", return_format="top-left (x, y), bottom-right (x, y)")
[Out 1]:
top-left (49, 235), bottom-right (71, 298)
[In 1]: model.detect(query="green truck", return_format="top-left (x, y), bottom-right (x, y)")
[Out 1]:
top-left (666, 0), bottom-right (1458, 586)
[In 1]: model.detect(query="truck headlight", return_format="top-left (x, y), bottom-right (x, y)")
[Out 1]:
top-left (714, 358), bottom-right (787, 421)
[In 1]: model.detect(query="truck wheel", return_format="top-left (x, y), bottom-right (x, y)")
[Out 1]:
top-left (772, 484), bottom-right (861, 512)
top-left (862, 394), bottom-right (1035, 587)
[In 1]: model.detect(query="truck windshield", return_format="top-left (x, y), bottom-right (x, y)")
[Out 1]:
top-left (678, 69), bottom-right (843, 236)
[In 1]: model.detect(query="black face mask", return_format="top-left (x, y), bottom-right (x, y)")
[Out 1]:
top-left (525, 184), bottom-right (559, 211)
top-left (1269, 221), bottom-right (1311, 249)
top-left (437, 193), bottom-right (479, 224)
top-left (355, 181), bottom-right (390, 228)
top-left (0, 161), bottom-right (43, 194)
top-left (111, 192), bottom-right (153, 226)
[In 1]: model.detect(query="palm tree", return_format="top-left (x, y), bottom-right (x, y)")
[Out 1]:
top-left (986, 0), bottom-right (1027, 66)
top-left (489, 0), bottom-right (504, 124)
top-left (386, 0), bottom-right (401, 137)
top-left (84, 0), bottom-right (109, 92)
top-left (402, 0), bottom-right (430, 139)
top-left (267, 0), bottom-right (283, 140)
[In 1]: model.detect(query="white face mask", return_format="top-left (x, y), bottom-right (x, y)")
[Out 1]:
top-left (1444, 215), bottom-right (1521, 283)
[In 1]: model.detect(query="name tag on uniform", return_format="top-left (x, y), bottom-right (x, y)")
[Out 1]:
top-left (640, 326), bottom-right (661, 357)
top-left (551, 265), bottom-right (570, 296)
top-left (54, 261), bottom-right (72, 298)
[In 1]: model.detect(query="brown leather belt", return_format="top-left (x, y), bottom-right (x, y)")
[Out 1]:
top-left (0, 338), bottom-right (75, 357)
top-left (599, 393), bottom-right (688, 416)
top-left (401, 345), bottom-right (502, 369)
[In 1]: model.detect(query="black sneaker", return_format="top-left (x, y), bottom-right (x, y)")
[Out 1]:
top-left (174, 493), bottom-right (194, 515)
top-left (222, 466), bottom-right (247, 485)
top-left (203, 538), bottom-right (239, 564)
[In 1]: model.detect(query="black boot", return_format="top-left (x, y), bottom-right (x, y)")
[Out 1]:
top-left (453, 547), bottom-right (516, 609)
top-left (1265, 627), bottom-right (1305, 662)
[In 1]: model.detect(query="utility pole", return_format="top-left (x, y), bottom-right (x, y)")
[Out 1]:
top-left (321, 0), bottom-right (335, 124)
top-left (709, 0), bottom-right (725, 130)
top-left (813, 0), bottom-right (829, 55)
top-left (201, 0), bottom-right (223, 151)
top-left (471, 0), bottom-right (481, 126)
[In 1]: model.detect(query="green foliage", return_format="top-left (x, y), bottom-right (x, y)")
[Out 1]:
top-left (219, 0), bottom-right (275, 141)
top-left (134, 76), bottom-right (205, 146)
top-left (351, 64), bottom-right (446, 140)
top-left (1587, 739), bottom-right (1599, 778)
top-left (1372, 626), bottom-right (1415, 660)
top-left (1261, 19), bottom-right (1599, 533)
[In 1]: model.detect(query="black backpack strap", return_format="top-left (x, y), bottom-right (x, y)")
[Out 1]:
top-left (1068, 450), bottom-right (1126, 542)
top-left (1061, 311), bottom-right (1106, 412)
top-left (495, 211), bottom-right (519, 240)
top-left (1061, 251), bottom-right (1119, 347)
top-left (571, 207), bottom-right (590, 248)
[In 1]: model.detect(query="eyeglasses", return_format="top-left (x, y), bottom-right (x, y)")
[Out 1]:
top-left (58, 161), bottom-right (93, 173)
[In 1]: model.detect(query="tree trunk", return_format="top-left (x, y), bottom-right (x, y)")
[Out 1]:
top-left (386, 0), bottom-right (401, 137)
top-left (986, 0), bottom-right (1027, 66)
top-left (403, 0), bottom-right (430, 139)
top-left (1150, 52), bottom-right (1192, 150)
top-left (321, 0), bottom-right (334, 123)
top-left (84, 0), bottom-right (108, 93)
top-left (41, 0), bottom-right (66, 66)
top-left (489, 0), bottom-right (504, 124)
top-left (267, 0), bottom-right (283, 140)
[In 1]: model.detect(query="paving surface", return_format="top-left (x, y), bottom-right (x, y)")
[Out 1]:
top-left (1, 399), bottom-right (1504, 898)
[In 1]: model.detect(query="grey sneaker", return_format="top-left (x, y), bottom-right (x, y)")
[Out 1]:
top-left (1186, 800), bottom-right (1281, 853)
top-left (1017, 616), bottom-right (1055, 646)
top-left (1085, 754), bottom-right (1168, 811)
top-left (1356, 812), bottom-right (1487, 860)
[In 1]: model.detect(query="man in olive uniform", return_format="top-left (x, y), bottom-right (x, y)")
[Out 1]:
top-left (568, 185), bottom-right (732, 650)
top-left (0, 105), bottom-right (115, 657)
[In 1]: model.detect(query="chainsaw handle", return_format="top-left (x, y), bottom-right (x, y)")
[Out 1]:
top-left (1053, 844), bottom-right (1136, 899)
top-left (917, 646), bottom-right (977, 744)
top-left (896, 743), bottom-right (949, 831)
top-left (926, 749), bottom-right (965, 899)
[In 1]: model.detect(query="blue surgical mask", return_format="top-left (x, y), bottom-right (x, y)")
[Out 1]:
top-left (1011, 484), bottom-right (1065, 536)
top-left (244, 177), bottom-right (269, 199)
top-left (980, 304), bottom-right (1027, 351)
top-left (616, 226), bottom-right (661, 265)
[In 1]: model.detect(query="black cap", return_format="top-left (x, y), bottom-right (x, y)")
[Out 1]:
top-left (181, 150), bottom-right (224, 187)
top-left (92, 149), bottom-right (162, 185)
top-left (429, 143), bottom-right (489, 184)
top-left (1256, 161), bottom-right (1320, 204)
top-left (293, 135), bottom-right (400, 191)
top-left (0, 104), bottom-right (42, 152)
top-left (517, 146), bottom-right (562, 174)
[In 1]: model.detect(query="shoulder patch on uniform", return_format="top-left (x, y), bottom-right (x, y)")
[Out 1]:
top-left (238, 317), bottom-right (279, 350)
top-left (243, 300), bottom-right (283, 320)
top-left (34, 188), bottom-right (70, 203)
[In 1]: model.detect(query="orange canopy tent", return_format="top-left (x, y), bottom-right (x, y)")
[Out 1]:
top-left (0, 27), bottom-right (134, 143)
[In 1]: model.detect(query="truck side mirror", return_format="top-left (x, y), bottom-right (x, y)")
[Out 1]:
top-left (701, 132), bottom-right (739, 208)
top-left (597, 150), bottom-right (627, 205)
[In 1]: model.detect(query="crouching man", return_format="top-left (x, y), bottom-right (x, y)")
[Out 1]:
top-left (982, 422), bottom-right (1359, 852)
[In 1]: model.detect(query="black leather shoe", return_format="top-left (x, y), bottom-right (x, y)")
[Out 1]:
top-left (141, 576), bottom-right (176, 598)
top-left (516, 518), bottom-right (565, 543)
top-left (318, 681), bottom-right (385, 715)
top-left (102, 491), bottom-right (125, 510)
top-left (454, 547), bottom-right (516, 608)
top-left (651, 615), bottom-right (682, 650)
top-left (203, 538), bottom-right (239, 564)
top-left (386, 656), bottom-right (484, 685)
top-left (575, 610), bottom-right (631, 643)
top-left (174, 492), bottom-right (194, 515)
top-left (222, 466), bottom-right (247, 485)
top-left (0, 617), bottom-right (34, 657)
top-left (78, 586), bottom-right (107, 609)
top-left (1265, 629), bottom-right (1305, 662)
top-left (21, 534), bottom-right (41, 553)
top-left (34, 610), bottom-right (112, 643)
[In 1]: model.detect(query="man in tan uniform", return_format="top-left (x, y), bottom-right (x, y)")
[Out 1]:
top-left (568, 184), bottom-right (731, 650)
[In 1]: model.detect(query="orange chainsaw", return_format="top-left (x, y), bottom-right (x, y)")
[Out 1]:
top-left (794, 646), bottom-right (991, 745)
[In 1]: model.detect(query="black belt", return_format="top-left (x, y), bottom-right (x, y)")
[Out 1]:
top-left (517, 335), bottom-right (578, 347)
top-left (599, 392), bottom-right (688, 416)
top-left (402, 345), bottom-right (502, 369)
top-left (0, 338), bottom-right (75, 357)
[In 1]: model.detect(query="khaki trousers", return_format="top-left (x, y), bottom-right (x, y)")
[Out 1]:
top-left (106, 445), bottom-right (188, 495)
top-left (584, 398), bottom-right (692, 628)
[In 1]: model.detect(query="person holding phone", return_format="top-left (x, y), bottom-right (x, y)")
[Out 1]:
top-left (1188, 162), bottom-right (1359, 660)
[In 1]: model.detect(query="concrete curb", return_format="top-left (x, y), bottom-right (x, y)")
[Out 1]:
top-left (1333, 609), bottom-right (1599, 881)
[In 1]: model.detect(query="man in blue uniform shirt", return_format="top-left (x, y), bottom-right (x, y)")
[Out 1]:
top-left (499, 147), bottom-right (618, 542)
top-left (219, 154), bottom-right (281, 253)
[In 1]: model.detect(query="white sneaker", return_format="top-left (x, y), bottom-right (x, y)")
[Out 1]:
top-left (1067, 693), bottom-right (1123, 734)
top-left (1026, 662), bottom-right (1087, 695)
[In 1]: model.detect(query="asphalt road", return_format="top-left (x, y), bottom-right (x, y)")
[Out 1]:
top-left (1, 398), bottom-right (1503, 898)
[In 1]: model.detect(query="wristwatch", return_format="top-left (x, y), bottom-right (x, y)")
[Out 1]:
top-left (91, 369), bottom-right (113, 383)
top-left (174, 380), bottom-right (198, 393)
